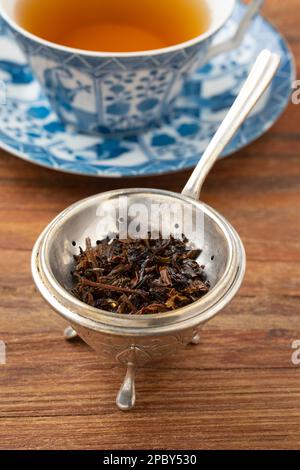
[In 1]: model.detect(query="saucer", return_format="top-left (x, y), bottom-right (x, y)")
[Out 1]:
top-left (0, 3), bottom-right (295, 177)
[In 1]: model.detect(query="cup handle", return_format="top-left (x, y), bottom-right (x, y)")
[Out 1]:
top-left (205, 0), bottom-right (264, 63)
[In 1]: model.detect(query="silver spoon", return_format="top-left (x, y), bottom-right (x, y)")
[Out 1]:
top-left (32, 49), bottom-right (280, 411)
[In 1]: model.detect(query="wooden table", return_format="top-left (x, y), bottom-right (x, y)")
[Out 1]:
top-left (0, 1), bottom-right (299, 450)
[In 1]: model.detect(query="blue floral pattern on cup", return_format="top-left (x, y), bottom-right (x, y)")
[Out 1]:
top-left (7, 18), bottom-right (209, 134)
top-left (0, 2), bottom-right (295, 177)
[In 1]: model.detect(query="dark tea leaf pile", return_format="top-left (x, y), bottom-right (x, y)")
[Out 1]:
top-left (71, 236), bottom-right (210, 315)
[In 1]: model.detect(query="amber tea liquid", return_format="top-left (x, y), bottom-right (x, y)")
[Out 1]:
top-left (16, 0), bottom-right (211, 52)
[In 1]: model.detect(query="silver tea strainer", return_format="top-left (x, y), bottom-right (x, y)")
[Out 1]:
top-left (32, 50), bottom-right (280, 410)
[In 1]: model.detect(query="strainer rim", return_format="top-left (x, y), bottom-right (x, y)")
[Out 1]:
top-left (32, 189), bottom-right (245, 334)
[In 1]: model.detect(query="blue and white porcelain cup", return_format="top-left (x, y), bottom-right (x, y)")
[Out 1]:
top-left (0, 0), bottom-right (263, 135)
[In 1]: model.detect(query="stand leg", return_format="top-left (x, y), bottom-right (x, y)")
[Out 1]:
top-left (116, 363), bottom-right (136, 411)
top-left (64, 326), bottom-right (78, 341)
top-left (190, 332), bottom-right (200, 345)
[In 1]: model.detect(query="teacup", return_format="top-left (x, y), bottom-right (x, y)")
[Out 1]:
top-left (0, 0), bottom-right (262, 135)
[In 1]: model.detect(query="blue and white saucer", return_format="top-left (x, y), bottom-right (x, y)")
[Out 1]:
top-left (0, 3), bottom-right (295, 177)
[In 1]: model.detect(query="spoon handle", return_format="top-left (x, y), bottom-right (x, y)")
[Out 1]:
top-left (182, 49), bottom-right (280, 201)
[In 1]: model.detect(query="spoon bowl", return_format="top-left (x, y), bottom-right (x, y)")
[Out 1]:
top-left (32, 50), bottom-right (280, 410)
top-left (32, 188), bottom-right (245, 410)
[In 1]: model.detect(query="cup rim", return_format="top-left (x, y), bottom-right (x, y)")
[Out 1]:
top-left (0, 0), bottom-right (236, 58)
top-left (31, 189), bottom-right (246, 336)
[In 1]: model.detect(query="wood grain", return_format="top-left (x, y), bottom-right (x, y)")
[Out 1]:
top-left (0, 0), bottom-right (299, 450)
